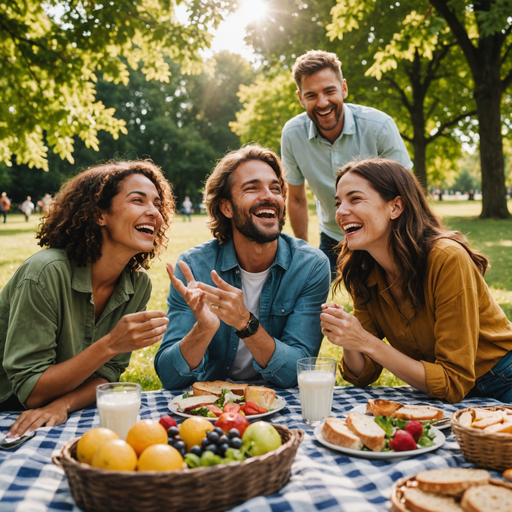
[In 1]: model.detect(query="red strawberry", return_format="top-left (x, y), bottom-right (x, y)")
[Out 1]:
top-left (405, 421), bottom-right (423, 442)
top-left (159, 415), bottom-right (178, 431)
top-left (389, 429), bottom-right (417, 452)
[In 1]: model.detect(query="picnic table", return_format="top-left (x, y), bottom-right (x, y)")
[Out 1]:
top-left (0, 385), bottom-right (504, 511)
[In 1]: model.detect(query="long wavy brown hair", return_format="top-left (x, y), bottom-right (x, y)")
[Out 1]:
top-left (333, 158), bottom-right (489, 311)
top-left (204, 144), bottom-right (287, 242)
top-left (37, 160), bottom-right (175, 271)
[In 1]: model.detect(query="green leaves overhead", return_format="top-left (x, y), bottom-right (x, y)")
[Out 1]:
top-left (0, 0), bottom-right (235, 170)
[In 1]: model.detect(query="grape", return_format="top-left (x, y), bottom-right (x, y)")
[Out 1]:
top-left (178, 447), bottom-right (186, 457)
top-left (218, 442), bottom-right (229, 456)
top-left (190, 445), bottom-right (203, 457)
top-left (219, 435), bottom-right (230, 445)
top-left (204, 444), bottom-right (218, 454)
top-left (173, 435), bottom-right (183, 442)
top-left (230, 437), bottom-right (242, 449)
top-left (174, 440), bottom-right (186, 452)
top-left (213, 427), bottom-right (224, 436)
top-left (167, 426), bottom-right (180, 438)
top-left (201, 438), bottom-right (210, 449)
top-left (228, 428), bottom-right (240, 439)
top-left (207, 431), bottom-right (220, 444)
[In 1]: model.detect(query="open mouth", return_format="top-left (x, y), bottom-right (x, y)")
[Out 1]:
top-left (252, 207), bottom-right (277, 219)
top-left (135, 224), bottom-right (155, 235)
top-left (343, 223), bottom-right (363, 235)
top-left (317, 108), bottom-right (334, 117)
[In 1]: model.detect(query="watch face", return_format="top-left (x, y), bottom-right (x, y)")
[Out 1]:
top-left (237, 313), bottom-right (259, 338)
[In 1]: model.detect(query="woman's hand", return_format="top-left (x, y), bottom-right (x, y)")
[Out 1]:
top-left (7, 401), bottom-right (68, 438)
top-left (320, 303), bottom-right (370, 352)
top-left (167, 262), bottom-right (220, 332)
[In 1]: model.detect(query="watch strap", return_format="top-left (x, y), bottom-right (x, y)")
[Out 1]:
top-left (235, 312), bottom-right (259, 339)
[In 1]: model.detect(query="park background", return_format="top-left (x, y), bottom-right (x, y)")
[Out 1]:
top-left (1, 0), bottom-right (511, 389)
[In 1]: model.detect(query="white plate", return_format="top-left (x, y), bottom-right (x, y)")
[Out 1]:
top-left (314, 422), bottom-right (445, 460)
top-left (350, 404), bottom-right (451, 430)
top-left (168, 394), bottom-right (287, 421)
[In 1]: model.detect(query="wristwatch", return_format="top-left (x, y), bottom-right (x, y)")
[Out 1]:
top-left (235, 312), bottom-right (260, 339)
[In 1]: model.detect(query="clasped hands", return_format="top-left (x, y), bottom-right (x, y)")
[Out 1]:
top-left (167, 261), bottom-right (250, 332)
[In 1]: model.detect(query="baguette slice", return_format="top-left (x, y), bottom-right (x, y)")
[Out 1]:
top-left (192, 381), bottom-right (247, 397)
top-left (366, 399), bottom-right (404, 417)
top-left (393, 405), bottom-right (444, 421)
top-left (403, 488), bottom-right (464, 512)
top-left (346, 411), bottom-right (386, 452)
top-left (178, 395), bottom-right (218, 412)
top-left (461, 484), bottom-right (512, 512)
top-left (322, 417), bottom-right (364, 450)
top-left (472, 407), bottom-right (500, 421)
top-left (416, 469), bottom-right (490, 497)
top-left (459, 411), bottom-right (474, 428)
top-left (483, 420), bottom-right (512, 434)
top-left (244, 386), bottom-right (276, 409)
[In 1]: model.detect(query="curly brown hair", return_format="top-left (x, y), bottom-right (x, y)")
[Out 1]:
top-left (333, 158), bottom-right (489, 312)
top-left (37, 160), bottom-right (175, 271)
top-left (204, 145), bottom-right (287, 242)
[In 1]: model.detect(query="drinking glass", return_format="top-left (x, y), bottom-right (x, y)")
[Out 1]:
top-left (96, 382), bottom-right (141, 440)
top-left (297, 357), bottom-right (337, 425)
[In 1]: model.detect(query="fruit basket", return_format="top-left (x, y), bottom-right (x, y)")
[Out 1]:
top-left (52, 424), bottom-right (304, 512)
top-left (451, 406), bottom-right (512, 471)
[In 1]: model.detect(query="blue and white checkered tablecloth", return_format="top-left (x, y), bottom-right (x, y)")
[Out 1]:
top-left (0, 386), bottom-right (505, 511)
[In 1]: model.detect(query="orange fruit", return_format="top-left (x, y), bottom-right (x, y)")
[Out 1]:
top-left (126, 419), bottom-right (168, 456)
top-left (179, 416), bottom-right (213, 451)
top-left (90, 439), bottom-right (137, 471)
top-left (76, 428), bottom-right (120, 465)
top-left (137, 444), bottom-right (183, 471)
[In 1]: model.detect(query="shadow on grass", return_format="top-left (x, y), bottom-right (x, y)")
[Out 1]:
top-left (0, 228), bottom-right (37, 236)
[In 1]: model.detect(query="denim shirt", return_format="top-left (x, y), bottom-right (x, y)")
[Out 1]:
top-left (155, 234), bottom-right (330, 389)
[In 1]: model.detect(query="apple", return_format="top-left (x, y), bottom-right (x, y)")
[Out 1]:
top-left (242, 421), bottom-right (282, 456)
top-left (214, 412), bottom-right (249, 436)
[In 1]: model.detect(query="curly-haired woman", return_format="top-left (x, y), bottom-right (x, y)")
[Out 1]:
top-left (0, 160), bottom-right (174, 435)
top-left (320, 158), bottom-right (512, 404)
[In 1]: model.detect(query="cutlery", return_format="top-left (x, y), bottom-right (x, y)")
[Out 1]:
top-left (0, 431), bottom-right (36, 450)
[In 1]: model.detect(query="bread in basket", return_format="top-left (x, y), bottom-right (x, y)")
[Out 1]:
top-left (52, 423), bottom-right (303, 512)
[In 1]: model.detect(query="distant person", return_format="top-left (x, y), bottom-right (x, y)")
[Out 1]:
top-left (468, 190), bottom-right (475, 200)
top-left (281, 50), bottom-right (412, 279)
top-left (156, 145), bottom-right (330, 389)
top-left (41, 193), bottom-right (53, 213)
top-left (20, 196), bottom-right (34, 222)
top-left (1, 160), bottom-right (174, 437)
top-left (1, 192), bottom-right (11, 223)
top-left (181, 196), bottom-right (193, 221)
top-left (321, 158), bottom-right (512, 404)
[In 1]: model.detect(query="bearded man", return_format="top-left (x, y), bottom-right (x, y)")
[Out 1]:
top-left (156, 145), bottom-right (330, 389)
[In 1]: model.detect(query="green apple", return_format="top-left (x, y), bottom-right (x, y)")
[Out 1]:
top-left (242, 421), bottom-right (282, 456)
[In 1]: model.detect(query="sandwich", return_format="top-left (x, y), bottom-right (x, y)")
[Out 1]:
top-left (192, 381), bottom-right (247, 397)
top-left (177, 395), bottom-right (218, 413)
top-left (244, 386), bottom-right (276, 409)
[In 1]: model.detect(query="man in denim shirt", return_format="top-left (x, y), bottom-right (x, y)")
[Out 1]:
top-left (155, 145), bottom-right (330, 389)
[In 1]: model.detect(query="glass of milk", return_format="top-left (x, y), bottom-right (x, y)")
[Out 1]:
top-left (96, 382), bottom-right (141, 440)
top-left (297, 357), bottom-right (337, 425)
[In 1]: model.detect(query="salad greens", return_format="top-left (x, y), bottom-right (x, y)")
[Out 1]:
top-left (215, 389), bottom-right (245, 408)
top-left (374, 416), bottom-right (436, 450)
top-left (189, 406), bottom-right (216, 418)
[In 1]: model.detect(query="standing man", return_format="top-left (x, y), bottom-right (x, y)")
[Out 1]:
top-left (181, 195), bottom-right (193, 221)
top-left (20, 196), bottom-right (34, 222)
top-left (0, 192), bottom-right (11, 224)
top-left (155, 145), bottom-right (330, 389)
top-left (281, 50), bottom-right (412, 278)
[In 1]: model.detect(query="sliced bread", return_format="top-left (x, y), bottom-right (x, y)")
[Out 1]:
top-left (178, 395), bottom-right (218, 412)
top-left (403, 487), bottom-right (464, 512)
top-left (471, 411), bottom-right (504, 429)
top-left (461, 484), bottom-right (512, 512)
top-left (346, 411), bottom-right (386, 452)
top-left (366, 399), bottom-right (404, 417)
top-left (322, 417), bottom-right (364, 450)
top-left (415, 468), bottom-right (490, 497)
top-left (459, 411), bottom-right (474, 428)
top-left (244, 386), bottom-right (276, 409)
top-left (483, 420), bottom-right (512, 434)
top-left (192, 381), bottom-right (247, 397)
top-left (393, 405), bottom-right (444, 421)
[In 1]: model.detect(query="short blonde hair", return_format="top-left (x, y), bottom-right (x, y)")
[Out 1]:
top-left (292, 50), bottom-right (343, 90)
top-left (204, 145), bottom-right (287, 242)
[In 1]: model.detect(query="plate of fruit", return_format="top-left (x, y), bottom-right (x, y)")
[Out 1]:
top-left (314, 410), bottom-right (445, 460)
top-left (168, 381), bottom-right (286, 421)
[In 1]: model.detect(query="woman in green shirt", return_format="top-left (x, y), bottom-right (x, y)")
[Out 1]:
top-left (0, 160), bottom-right (174, 436)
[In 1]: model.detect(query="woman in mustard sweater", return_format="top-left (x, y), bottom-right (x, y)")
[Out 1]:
top-left (320, 158), bottom-right (512, 403)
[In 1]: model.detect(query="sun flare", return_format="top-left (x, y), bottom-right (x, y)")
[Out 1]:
top-left (238, 0), bottom-right (268, 25)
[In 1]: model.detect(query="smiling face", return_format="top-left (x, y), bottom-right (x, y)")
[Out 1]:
top-left (335, 172), bottom-right (403, 256)
top-left (97, 173), bottom-right (163, 260)
top-left (298, 67), bottom-right (348, 142)
top-left (221, 160), bottom-right (285, 244)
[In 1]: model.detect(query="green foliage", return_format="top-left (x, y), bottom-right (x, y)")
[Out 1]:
top-left (0, 0), bottom-right (235, 170)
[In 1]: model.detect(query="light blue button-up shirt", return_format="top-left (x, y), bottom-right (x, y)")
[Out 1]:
top-left (281, 104), bottom-right (413, 241)
top-left (155, 234), bottom-right (330, 389)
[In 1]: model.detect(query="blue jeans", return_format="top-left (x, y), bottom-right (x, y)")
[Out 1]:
top-left (319, 232), bottom-right (340, 282)
top-left (473, 351), bottom-right (512, 403)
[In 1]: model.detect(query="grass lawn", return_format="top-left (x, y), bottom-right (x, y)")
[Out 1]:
top-left (1, 199), bottom-right (511, 389)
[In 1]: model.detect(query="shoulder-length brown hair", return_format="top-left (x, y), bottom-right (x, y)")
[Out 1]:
top-left (333, 158), bottom-right (489, 311)
top-left (204, 145), bottom-right (287, 242)
top-left (37, 160), bottom-right (175, 271)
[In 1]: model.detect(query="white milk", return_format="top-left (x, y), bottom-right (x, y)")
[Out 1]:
top-left (298, 370), bottom-right (336, 424)
top-left (97, 393), bottom-right (140, 440)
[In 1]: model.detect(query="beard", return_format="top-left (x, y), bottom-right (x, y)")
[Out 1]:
top-left (308, 102), bottom-right (343, 133)
top-left (230, 200), bottom-right (285, 244)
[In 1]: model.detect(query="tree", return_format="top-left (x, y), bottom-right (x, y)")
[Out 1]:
top-left (0, 0), bottom-right (234, 171)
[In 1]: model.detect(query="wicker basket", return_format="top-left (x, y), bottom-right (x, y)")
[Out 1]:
top-left (390, 474), bottom-right (512, 512)
top-left (451, 406), bottom-right (512, 471)
top-left (52, 424), bottom-right (304, 512)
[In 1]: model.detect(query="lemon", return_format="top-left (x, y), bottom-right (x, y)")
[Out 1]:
top-left (179, 416), bottom-right (213, 451)
top-left (76, 428), bottom-right (120, 465)
top-left (126, 419), bottom-right (168, 456)
top-left (90, 439), bottom-right (138, 471)
top-left (137, 444), bottom-right (183, 471)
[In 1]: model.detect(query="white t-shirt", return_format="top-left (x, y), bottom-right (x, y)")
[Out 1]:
top-left (230, 266), bottom-right (270, 380)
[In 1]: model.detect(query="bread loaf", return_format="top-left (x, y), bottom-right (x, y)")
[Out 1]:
top-left (460, 484), bottom-right (512, 512)
top-left (403, 487), bottom-right (464, 512)
top-left (346, 411), bottom-right (386, 452)
top-left (366, 399), bottom-right (404, 417)
top-left (321, 417), bottom-right (364, 450)
top-left (393, 405), bottom-right (444, 421)
top-left (192, 381), bottom-right (247, 397)
top-left (244, 386), bottom-right (276, 409)
top-left (415, 468), bottom-right (490, 497)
